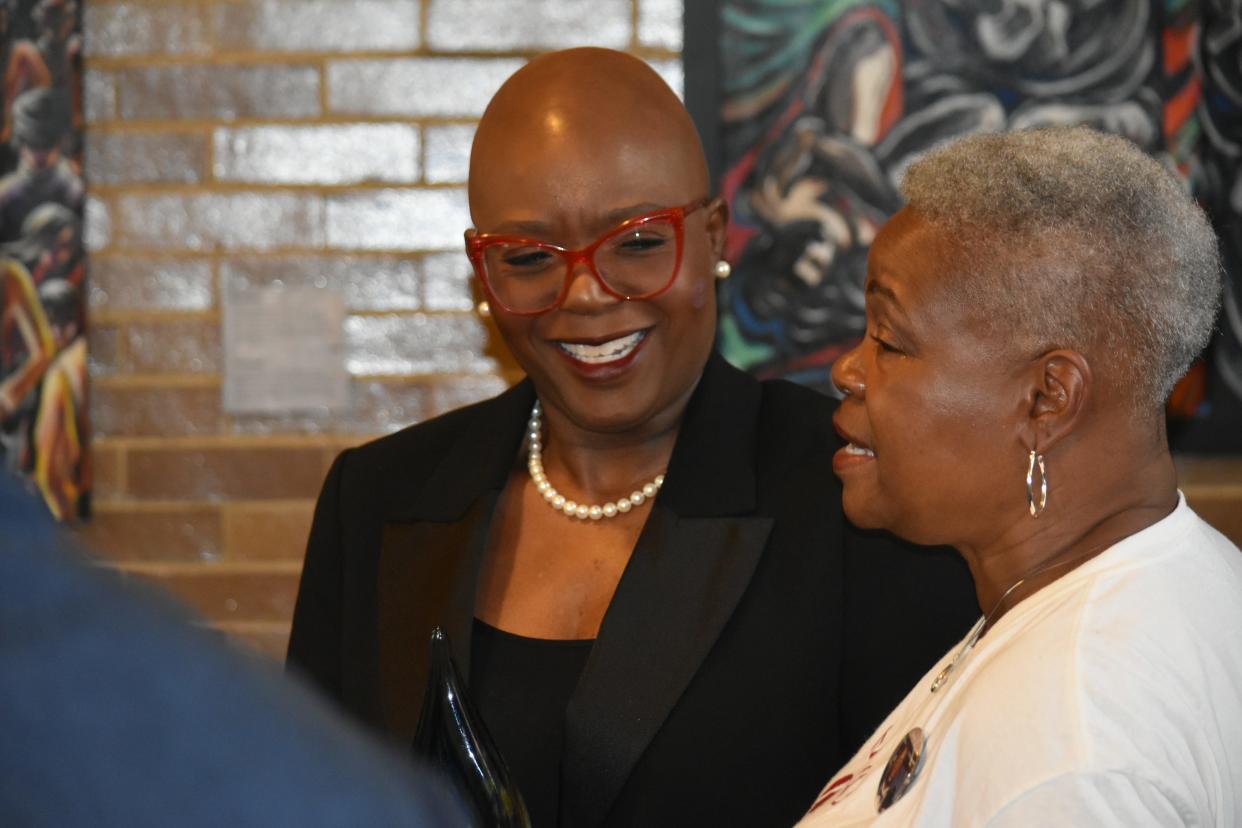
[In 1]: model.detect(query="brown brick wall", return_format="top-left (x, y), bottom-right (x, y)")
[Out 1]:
top-left (77, 0), bottom-right (683, 658)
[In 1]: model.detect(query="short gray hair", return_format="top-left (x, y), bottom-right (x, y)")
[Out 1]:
top-left (901, 126), bottom-right (1222, 412)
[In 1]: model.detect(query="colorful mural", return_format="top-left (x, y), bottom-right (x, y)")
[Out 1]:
top-left (0, 0), bottom-right (87, 518)
top-left (702, 0), bottom-right (1242, 448)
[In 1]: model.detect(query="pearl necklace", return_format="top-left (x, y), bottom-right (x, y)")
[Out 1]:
top-left (526, 400), bottom-right (665, 520)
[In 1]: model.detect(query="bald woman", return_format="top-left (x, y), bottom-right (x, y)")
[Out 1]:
top-left (288, 48), bottom-right (977, 827)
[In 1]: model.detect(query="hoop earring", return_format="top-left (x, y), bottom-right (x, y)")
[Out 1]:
top-left (1026, 450), bottom-right (1048, 517)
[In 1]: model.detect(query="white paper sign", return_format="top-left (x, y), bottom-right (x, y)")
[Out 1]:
top-left (222, 285), bottom-right (349, 414)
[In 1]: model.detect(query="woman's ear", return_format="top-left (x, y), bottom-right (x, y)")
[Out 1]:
top-left (706, 195), bottom-right (730, 262)
top-left (1022, 348), bottom-right (1091, 452)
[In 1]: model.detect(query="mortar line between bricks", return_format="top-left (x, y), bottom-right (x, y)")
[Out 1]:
top-left (116, 560), bottom-right (304, 576)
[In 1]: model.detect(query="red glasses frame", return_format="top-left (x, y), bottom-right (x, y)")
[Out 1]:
top-left (465, 197), bottom-right (711, 316)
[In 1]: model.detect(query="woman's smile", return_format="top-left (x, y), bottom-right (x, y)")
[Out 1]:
top-left (553, 328), bottom-right (649, 364)
top-left (549, 326), bottom-right (653, 381)
top-left (831, 416), bottom-right (876, 473)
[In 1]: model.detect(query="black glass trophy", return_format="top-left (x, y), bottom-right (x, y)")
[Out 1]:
top-left (412, 627), bottom-right (531, 828)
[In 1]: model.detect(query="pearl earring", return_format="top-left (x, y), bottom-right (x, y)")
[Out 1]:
top-left (476, 300), bottom-right (491, 317)
top-left (713, 260), bottom-right (732, 279)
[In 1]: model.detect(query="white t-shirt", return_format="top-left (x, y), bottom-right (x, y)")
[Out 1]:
top-left (798, 494), bottom-right (1242, 827)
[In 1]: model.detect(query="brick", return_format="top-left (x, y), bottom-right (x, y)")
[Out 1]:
top-left (84, 3), bottom-right (210, 57)
top-left (327, 57), bottom-right (523, 117)
top-left (426, 0), bottom-right (630, 51)
top-left (325, 188), bottom-right (468, 251)
top-left (432, 374), bottom-right (510, 415)
top-left (220, 255), bottom-right (418, 312)
top-left (85, 196), bottom-right (112, 252)
top-left (213, 124), bottom-right (419, 185)
top-left (116, 64), bottom-right (320, 121)
top-left (87, 323), bottom-right (122, 376)
top-left (347, 379), bottom-right (433, 432)
top-left (78, 507), bottom-right (222, 563)
top-left (222, 501), bottom-right (314, 561)
top-left (214, 0), bottom-right (420, 53)
top-left (344, 313), bottom-right (495, 375)
top-left (83, 69), bottom-right (117, 123)
top-left (648, 58), bottom-right (684, 100)
top-left (89, 256), bottom-right (214, 311)
top-left (639, 0), bottom-right (683, 50)
top-left (114, 192), bottom-right (324, 251)
top-left (91, 384), bottom-right (223, 436)
top-left (228, 378), bottom-right (432, 434)
top-left (423, 123), bottom-right (474, 184)
top-left (123, 318), bottom-right (221, 374)
top-left (90, 444), bottom-right (124, 500)
top-left (85, 130), bottom-right (209, 185)
top-left (126, 446), bottom-right (327, 499)
top-left (421, 251), bottom-right (475, 311)
top-left (136, 568), bottom-right (301, 624)
top-left (224, 255), bottom-right (415, 309)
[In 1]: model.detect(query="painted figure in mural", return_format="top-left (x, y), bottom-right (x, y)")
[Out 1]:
top-left (289, 47), bottom-right (977, 828)
top-left (797, 127), bottom-right (1240, 826)
top-left (30, 0), bottom-right (79, 139)
top-left (716, 0), bottom-right (1229, 410)
top-left (30, 275), bottom-right (83, 518)
top-left (0, 204), bottom-right (81, 489)
top-left (718, 1), bottom-right (1006, 385)
top-left (0, 0), bottom-right (86, 519)
top-left (2, 201), bottom-right (82, 286)
top-left (0, 256), bottom-right (50, 468)
top-left (0, 86), bottom-right (82, 241)
top-left (0, 0), bottom-right (51, 169)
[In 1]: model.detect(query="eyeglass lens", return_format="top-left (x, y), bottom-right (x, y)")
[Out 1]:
top-left (481, 217), bottom-right (680, 312)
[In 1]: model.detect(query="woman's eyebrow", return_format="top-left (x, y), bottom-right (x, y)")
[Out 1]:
top-left (602, 202), bottom-right (664, 225)
top-left (485, 203), bottom-right (666, 238)
top-left (865, 277), bottom-right (908, 318)
top-left (487, 219), bottom-right (554, 235)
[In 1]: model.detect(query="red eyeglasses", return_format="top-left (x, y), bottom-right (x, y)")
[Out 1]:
top-left (465, 198), bottom-right (710, 315)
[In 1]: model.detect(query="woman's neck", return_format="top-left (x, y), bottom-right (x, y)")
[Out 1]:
top-left (961, 445), bottom-right (1179, 630)
top-left (533, 385), bottom-right (695, 502)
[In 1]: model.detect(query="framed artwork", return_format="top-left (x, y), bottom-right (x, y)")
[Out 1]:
top-left (686, 0), bottom-right (1242, 451)
top-left (1, 0), bottom-right (88, 517)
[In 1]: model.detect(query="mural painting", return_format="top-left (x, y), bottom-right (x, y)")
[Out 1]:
top-left (702, 0), bottom-right (1242, 449)
top-left (0, 0), bottom-right (87, 518)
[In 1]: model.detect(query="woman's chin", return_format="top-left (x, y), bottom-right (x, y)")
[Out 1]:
top-left (841, 490), bottom-right (888, 531)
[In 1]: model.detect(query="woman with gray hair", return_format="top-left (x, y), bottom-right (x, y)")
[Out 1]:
top-left (799, 126), bottom-right (1242, 825)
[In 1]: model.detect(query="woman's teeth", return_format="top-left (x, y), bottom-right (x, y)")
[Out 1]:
top-left (557, 330), bottom-right (646, 363)
top-left (844, 443), bottom-right (875, 457)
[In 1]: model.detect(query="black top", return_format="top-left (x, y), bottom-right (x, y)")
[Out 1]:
top-left (471, 618), bottom-right (594, 828)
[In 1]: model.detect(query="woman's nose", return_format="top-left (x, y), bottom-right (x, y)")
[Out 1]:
top-left (559, 258), bottom-right (619, 313)
top-left (831, 341), bottom-right (866, 399)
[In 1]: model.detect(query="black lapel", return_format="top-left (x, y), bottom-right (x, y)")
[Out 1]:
top-left (386, 380), bottom-right (535, 524)
top-left (374, 495), bottom-right (497, 740)
top-left (373, 381), bottom-right (534, 739)
top-left (562, 353), bottom-right (773, 826)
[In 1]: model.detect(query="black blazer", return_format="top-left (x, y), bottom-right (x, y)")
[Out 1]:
top-left (288, 353), bottom-right (978, 827)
